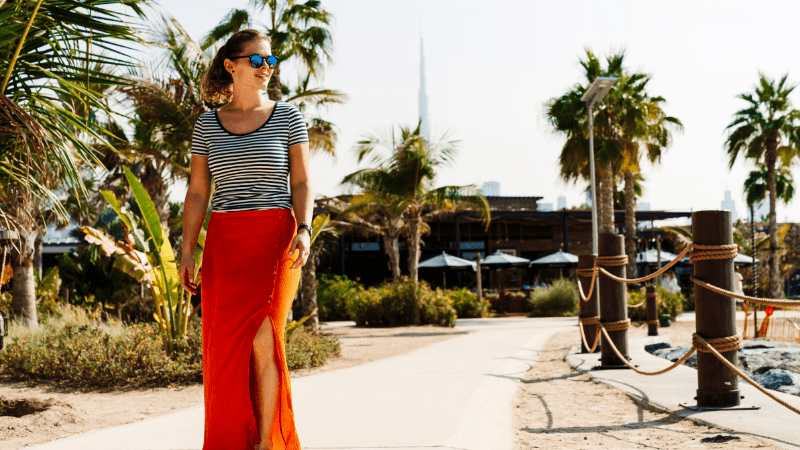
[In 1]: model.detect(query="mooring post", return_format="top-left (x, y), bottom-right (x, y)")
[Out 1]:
top-left (599, 234), bottom-right (629, 367)
top-left (693, 210), bottom-right (740, 408)
top-left (578, 254), bottom-right (600, 353)
top-left (646, 285), bottom-right (658, 336)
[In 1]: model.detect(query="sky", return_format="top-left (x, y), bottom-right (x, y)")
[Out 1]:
top-left (157, 0), bottom-right (800, 223)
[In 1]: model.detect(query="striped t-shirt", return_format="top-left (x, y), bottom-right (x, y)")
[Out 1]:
top-left (190, 101), bottom-right (309, 212)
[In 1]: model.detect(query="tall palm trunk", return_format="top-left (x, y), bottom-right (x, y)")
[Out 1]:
top-left (10, 227), bottom-right (38, 328)
top-left (599, 161), bottom-right (615, 234)
top-left (765, 141), bottom-right (781, 298)
top-left (406, 214), bottom-right (422, 325)
top-left (299, 249), bottom-right (319, 332)
top-left (383, 234), bottom-right (401, 281)
top-left (624, 170), bottom-right (637, 277)
top-left (267, 64), bottom-right (282, 101)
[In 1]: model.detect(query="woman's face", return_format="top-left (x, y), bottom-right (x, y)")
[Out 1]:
top-left (225, 39), bottom-right (273, 92)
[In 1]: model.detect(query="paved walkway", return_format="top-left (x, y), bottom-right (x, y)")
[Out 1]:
top-left (27, 317), bottom-right (576, 450)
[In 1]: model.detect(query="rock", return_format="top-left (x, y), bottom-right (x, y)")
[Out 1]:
top-left (701, 435), bottom-right (741, 443)
top-left (752, 369), bottom-right (800, 391)
top-left (645, 342), bottom-right (671, 353)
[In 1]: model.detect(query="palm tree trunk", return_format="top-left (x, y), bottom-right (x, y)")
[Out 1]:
top-left (267, 64), bottom-right (282, 101)
top-left (406, 215), bottom-right (422, 325)
top-left (299, 249), bottom-right (319, 333)
top-left (33, 231), bottom-right (43, 278)
top-left (766, 145), bottom-right (782, 298)
top-left (383, 234), bottom-right (401, 281)
top-left (10, 227), bottom-right (38, 328)
top-left (599, 161), bottom-right (615, 234)
top-left (624, 170), bottom-right (637, 277)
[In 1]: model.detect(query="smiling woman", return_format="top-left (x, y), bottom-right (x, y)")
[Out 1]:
top-left (181, 28), bottom-right (313, 450)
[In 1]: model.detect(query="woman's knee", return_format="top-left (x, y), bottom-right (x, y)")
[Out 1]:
top-left (252, 316), bottom-right (276, 367)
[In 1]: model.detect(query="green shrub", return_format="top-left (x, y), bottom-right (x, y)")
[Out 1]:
top-left (0, 303), bottom-right (342, 387)
top-left (345, 278), bottom-right (456, 327)
top-left (420, 289), bottom-right (458, 327)
top-left (528, 278), bottom-right (578, 317)
top-left (317, 274), bottom-right (361, 321)
top-left (285, 326), bottom-right (341, 371)
top-left (627, 286), bottom-right (684, 321)
top-left (448, 288), bottom-right (489, 318)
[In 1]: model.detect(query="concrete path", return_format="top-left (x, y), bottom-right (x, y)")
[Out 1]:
top-left (567, 335), bottom-right (800, 450)
top-left (27, 317), bottom-right (575, 450)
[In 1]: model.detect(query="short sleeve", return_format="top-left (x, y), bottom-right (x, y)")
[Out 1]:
top-left (191, 114), bottom-right (209, 157)
top-left (286, 103), bottom-right (309, 147)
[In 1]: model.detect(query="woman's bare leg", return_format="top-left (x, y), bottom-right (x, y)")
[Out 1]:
top-left (252, 315), bottom-right (279, 450)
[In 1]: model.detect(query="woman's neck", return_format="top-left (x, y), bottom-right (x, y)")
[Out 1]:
top-left (225, 88), bottom-right (271, 111)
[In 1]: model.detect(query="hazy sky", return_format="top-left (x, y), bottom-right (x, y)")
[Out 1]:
top-left (160, 0), bottom-right (800, 222)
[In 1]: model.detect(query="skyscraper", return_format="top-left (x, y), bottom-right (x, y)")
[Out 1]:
top-left (419, 37), bottom-right (430, 140)
top-left (721, 190), bottom-right (738, 221)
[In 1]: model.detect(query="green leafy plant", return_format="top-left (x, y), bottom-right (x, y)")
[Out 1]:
top-left (627, 286), bottom-right (684, 321)
top-left (448, 287), bottom-right (489, 318)
top-left (528, 278), bottom-right (578, 317)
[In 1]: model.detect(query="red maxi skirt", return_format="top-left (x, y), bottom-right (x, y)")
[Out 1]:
top-left (201, 208), bottom-right (303, 449)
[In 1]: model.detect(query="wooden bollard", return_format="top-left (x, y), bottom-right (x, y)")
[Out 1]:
top-left (646, 286), bottom-right (658, 336)
top-left (599, 234), bottom-right (629, 368)
top-left (578, 254), bottom-right (600, 353)
top-left (693, 210), bottom-right (740, 408)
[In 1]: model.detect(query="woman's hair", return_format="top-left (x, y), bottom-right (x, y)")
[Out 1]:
top-left (202, 29), bottom-right (271, 103)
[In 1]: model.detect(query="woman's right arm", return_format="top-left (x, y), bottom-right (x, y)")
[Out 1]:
top-left (179, 153), bottom-right (211, 295)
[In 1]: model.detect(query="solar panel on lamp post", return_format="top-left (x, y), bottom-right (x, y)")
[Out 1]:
top-left (580, 76), bottom-right (618, 256)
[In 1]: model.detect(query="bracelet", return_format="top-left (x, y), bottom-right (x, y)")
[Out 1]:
top-left (297, 223), bottom-right (312, 235)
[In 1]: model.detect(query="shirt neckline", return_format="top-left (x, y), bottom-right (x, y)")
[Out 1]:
top-left (213, 101), bottom-right (280, 136)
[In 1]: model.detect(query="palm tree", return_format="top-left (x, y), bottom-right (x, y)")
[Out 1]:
top-left (725, 73), bottom-right (800, 298)
top-left (201, 0), bottom-right (332, 102)
top-left (546, 49), bottom-right (681, 275)
top-left (348, 122), bottom-right (491, 293)
top-left (0, 0), bottom-right (150, 326)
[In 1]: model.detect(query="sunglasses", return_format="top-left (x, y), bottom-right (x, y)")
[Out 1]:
top-left (230, 54), bottom-right (278, 69)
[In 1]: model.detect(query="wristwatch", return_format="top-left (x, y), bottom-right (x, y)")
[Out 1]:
top-left (297, 223), bottom-right (312, 235)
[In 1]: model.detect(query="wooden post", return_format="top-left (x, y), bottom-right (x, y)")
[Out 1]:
top-left (646, 285), bottom-right (658, 336)
top-left (693, 210), bottom-right (740, 408)
top-left (578, 254), bottom-right (600, 353)
top-left (599, 234), bottom-right (629, 367)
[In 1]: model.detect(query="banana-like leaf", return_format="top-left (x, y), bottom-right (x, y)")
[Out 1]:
top-left (285, 307), bottom-right (318, 338)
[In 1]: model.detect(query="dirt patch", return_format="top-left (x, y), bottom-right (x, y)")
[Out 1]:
top-left (512, 330), bottom-right (779, 449)
top-left (0, 322), bottom-right (464, 448)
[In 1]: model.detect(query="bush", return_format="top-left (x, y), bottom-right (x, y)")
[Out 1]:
top-left (346, 277), bottom-right (457, 327)
top-left (528, 278), bottom-right (578, 317)
top-left (285, 326), bottom-right (341, 371)
top-left (448, 288), bottom-right (489, 318)
top-left (627, 286), bottom-right (685, 321)
top-left (0, 303), bottom-right (342, 388)
top-left (317, 274), bottom-right (362, 321)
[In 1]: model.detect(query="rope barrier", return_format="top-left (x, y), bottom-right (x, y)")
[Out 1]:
top-left (597, 325), bottom-right (697, 376)
top-left (576, 267), bottom-right (598, 302)
top-left (596, 255), bottom-right (628, 267)
top-left (689, 244), bottom-right (738, 263)
top-left (691, 277), bottom-right (800, 307)
top-left (578, 316), bottom-right (601, 353)
top-left (601, 318), bottom-right (630, 332)
top-left (647, 320), bottom-right (659, 327)
top-left (628, 301), bottom-right (645, 308)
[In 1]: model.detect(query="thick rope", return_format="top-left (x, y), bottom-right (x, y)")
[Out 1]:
top-left (689, 244), bottom-right (738, 263)
top-left (691, 277), bottom-right (800, 307)
top-left (693, 334), bottom-right (800, 416)
top-left (628, 301), bottom-right (645, 308)
top-left (597, 255), bottom-right (628, 267)
top-left (692, 334), bottom-right (741, 353)
top-left (578, 316), bottom-right (601, 353)
top-left (600, 245), bottom-right (695, 285)
top-left (645, 291), bottom-right (657, 298)
top-left (598, 325), bottom-right (697, 376)
top-left (576, 267), bottom-right (598, 302)
top-left (601, 318), bottom-right (630, 332)
top-left (647, 320), bottom-right (659, 326)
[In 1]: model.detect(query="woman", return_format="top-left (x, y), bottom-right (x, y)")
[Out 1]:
top-left (178, 29), bottom-right (312, 450)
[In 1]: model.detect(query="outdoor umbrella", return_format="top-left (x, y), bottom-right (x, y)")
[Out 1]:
top-left (418, 251), bottom-right (477, 288)
top-left (636, 248), bottom-right (679, 265)
top-left (530, 250), bottom-right (578, 278)
top-left (480, 251), bottom-right (531, 293)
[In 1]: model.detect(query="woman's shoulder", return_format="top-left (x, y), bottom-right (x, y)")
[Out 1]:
top-left (196, 109), bottom-right (217, 125)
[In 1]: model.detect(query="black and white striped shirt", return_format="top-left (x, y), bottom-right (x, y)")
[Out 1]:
top-left (190, 101), bottom-right (309, 213)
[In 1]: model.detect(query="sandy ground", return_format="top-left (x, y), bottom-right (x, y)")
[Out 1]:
top-left (512, 328), bottom-right (778, 450)
top-left (0, 322), bottom-right (466, 449)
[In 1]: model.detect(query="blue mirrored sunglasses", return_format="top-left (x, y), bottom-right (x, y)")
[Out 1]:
top-left (230, 54), bottom-right (278, 69)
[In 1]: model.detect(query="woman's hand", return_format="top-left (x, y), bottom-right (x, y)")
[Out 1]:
top-left (178, 251), bottom-right (197, 295)
top-left (289, 230), bottom-right (311, 269)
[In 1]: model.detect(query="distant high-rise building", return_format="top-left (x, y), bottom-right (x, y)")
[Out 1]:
top-left (480, 182), bottom-right (500, 196)
top-left (637, 202), bottom-right (651, 211)
top-left (539, 202), bottom-right (553, 212)
top-left (419, 37), bottom-right (430, 140)
top-left (585, 189), bottom-right (592, 207)
top-left (557, 196), bottom-right (567, 210)
top-left (721, 190), bottom-right (738, 221)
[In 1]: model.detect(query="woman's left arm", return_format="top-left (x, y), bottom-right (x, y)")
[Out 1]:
top-left (288, 141), bottom-right (313, 269)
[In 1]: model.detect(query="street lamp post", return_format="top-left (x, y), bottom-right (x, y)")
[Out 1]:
top-left (581, 76), bottom-right (618, 255)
